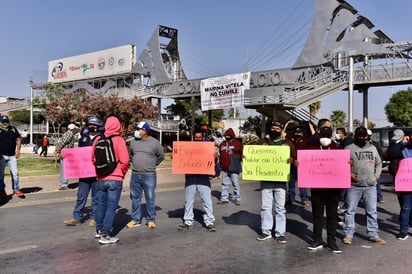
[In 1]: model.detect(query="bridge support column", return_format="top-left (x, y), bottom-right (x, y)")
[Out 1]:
top-left (348, 57), bottom-right (354, 133)
top-left (361, 88), bottom-right (369, 128)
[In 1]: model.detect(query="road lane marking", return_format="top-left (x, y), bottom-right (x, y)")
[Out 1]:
top-left (0, 245), bottom-right (38, 255)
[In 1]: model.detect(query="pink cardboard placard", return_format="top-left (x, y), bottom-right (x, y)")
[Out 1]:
top-left (172, 141), bottom-right (215, 175)
top-left (395, 158), bottom-right (412, 191)
top-left (61, 147), bottom-right (97, 178)
top-left (297, 149), bottom-right (351, 188)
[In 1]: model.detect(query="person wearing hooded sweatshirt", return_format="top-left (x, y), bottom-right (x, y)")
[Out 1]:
top-left (306, 124), bottom-right (342, 254)
top-left (343, 126), bottom-right (385, 246)
top-left (386, 129), bottom-right (412, 240)
top-left (92, 116), bottom-right (129, 244)
top-left (217, 128), bottom-right (243, 205)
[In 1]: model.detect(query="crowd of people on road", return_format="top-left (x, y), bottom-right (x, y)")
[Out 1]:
top-left (1, 113), bottom-right (410, 251)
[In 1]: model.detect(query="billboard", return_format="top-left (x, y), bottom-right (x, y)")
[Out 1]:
top-left (48, 45), bottom-right (136, 83)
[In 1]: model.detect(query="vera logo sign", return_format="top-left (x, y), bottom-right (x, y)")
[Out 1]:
top-left (200, 72), bottom-right (250, 111)
top-left (172, 141), bottom-right (215, 175)
top-left (242, 145), bottom-right (290, 182)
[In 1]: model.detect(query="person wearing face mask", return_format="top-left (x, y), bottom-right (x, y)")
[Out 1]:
top-left (127, 121), bottom-right (164, 229)
top-left (306, 125), bottom-right (342, 254)
top-left (0, 115), bottom-right (23, 198)
top-left (217, 128), bottom-right (243, 205)
top-left (64, 117), bottom-right (104, 226)
top-left (177, 130), bottom-right (216, 232)
top-left (335, 127), bottom-right (353, 149)
top-left (385, 129), bottom-right (412, 240)
top-left (256, 121), bottom-right (296, 244)
top-left (287, 127), bottom-right (309, 206)
top-left (342, 126), bottom-right (385, 245)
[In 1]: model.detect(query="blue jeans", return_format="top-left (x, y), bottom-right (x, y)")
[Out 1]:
top-left (0, 155), bottom-right (20, 191)
top-left (288, 166), bottom-right (308, 202)
top-left (220, 171), bottom-right (240, 202)
top-left (376, 177), bottom-right (384, 202)
top-left (183, 184), bottom-right (215, 226)
top-left (73, 180), bottom-right (98, 221)
top-left (398, 192), bottom-right (412, 233)
top-left (96, 180), bottom-right (122, 236)
top-left (344, 186), bottom-right (380, 238)
top-left (260, 182), bottom-right (287, 237)
top-left (59, 159), bottom-right (69, 187)
top-left (129, 172), bottom-right (157, 223)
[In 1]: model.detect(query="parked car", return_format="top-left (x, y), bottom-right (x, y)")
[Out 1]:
top-left (371, 127), bottom-right (412, 166)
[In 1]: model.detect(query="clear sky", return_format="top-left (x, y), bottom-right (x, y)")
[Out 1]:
top-left (1, 0), bottom-right (411, 126)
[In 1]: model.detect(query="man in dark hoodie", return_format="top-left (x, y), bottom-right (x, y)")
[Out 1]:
top-left (217, 128), bottom-right (243, 205)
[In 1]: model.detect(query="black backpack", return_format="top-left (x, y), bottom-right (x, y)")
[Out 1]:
top-left (94, 134), bottom-right (118, 176)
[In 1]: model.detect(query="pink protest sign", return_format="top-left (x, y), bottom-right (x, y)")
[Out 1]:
top-left (395, 158), bottom-right (412, 191)
top-left (61, 147), bottom-right (97, 178)
top-left (172, 141), bottom-right (215, 175)
top-left (297, 150), bottom-right (351, 188)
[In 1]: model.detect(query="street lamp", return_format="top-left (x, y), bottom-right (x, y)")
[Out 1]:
top-left (29, 80), bottom-right (33, 145)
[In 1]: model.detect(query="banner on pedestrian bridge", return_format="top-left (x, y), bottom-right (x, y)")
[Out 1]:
top-left (200, 72), bottom-right (250, 111)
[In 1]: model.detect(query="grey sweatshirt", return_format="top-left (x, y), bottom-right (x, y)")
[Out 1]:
top-left (129, 136), bottom-right (164, 173)
top-left (346, 142), bottom-right (382, 187)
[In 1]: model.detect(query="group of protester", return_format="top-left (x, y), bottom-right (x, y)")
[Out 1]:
top-left (1, 113), bottom-right (407, 250)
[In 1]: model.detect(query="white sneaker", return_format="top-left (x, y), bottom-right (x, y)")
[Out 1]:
top-left (99, 235), bottom-right (119, 244)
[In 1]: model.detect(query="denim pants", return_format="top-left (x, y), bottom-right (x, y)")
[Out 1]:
top-left (288, 165), bottom-right (308, 202)
top-left (183, 184), bottom-right (215, 226)
top-left (398, 192), bottom-right (412, 234)
top-left (220, 171), bottom-right (240, 202)
top-left (96, 180), bottom-right (122, 236)
top-left (344, 186), bottom-right (380, 238)
top-left (0, 155), bottom-right (20, 191)
top-left (59, 159), bottom-right (69, 187)
top-left (260, 181), bottom-right (287, 237)
top-left (73, 180), bottom-right (98, 221)
top-left (130, 172), bottom-right (157, 223)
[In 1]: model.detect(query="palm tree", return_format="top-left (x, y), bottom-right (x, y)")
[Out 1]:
top-left (330, 110), bottom-right (347, 127)
top-left (309, 101), bottom-right (321, 118)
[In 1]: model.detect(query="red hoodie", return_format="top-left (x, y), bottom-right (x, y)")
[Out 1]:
top-left (218, 128), bottom-right (243, 172)
top-left (92, 116), bottom-right (130, 181)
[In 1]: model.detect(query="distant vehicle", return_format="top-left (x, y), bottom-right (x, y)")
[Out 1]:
top-left (371, 127), bottom-right (412, 166)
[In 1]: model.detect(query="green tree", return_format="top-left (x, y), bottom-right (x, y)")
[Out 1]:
top-left (227, 107), bottom-right (240, 118)
top-left (309, 101), bottom-right (321, 118)
top-left (239, 115), bottom-right (262, 137)
top-left (385, 87), bottom-right (412, 126)
top-left (165, 98), bottom-right (224, 132)
top-left (330, 110), bottom-right (346, 127)
top-left (9, 109), bottom-right (45, 124)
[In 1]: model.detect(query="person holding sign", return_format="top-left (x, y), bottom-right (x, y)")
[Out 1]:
top-left (256, 121), bottom-right (295, 244)
top-left (177, 130), bottom-right (217, 232)
top-left (306, 124), bottom-right (342, 254)
top-left (217, 128), bottom-right (243, 205)
top-left (386, 129), bottom-right (412, 240)
top-left (343, 126), bottom-right (385, 245)
top-left (64, 117), bottom-right (103, 227)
